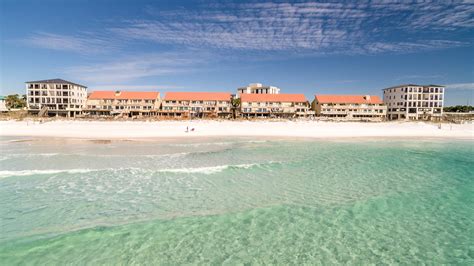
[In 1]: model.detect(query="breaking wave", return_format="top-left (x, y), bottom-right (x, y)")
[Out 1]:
top-left (0, 161), bottom-right (281, 178)
top-left (0, 169), bottom-right (99, 178)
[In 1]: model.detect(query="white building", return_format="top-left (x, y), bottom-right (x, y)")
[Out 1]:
top-left (240, 93), bottom-right (311, 118)
top-left (26, 79), bottom-right (87, 117)
top-left (312, 95), bottom-right (387, 121)
top-left (84, 91), bottom-right (161, 117)
top-left (161, 92), bottom-right (232, 118)
top-left (383, 84), bottom-right (444, 120)
top-left (237, 83), bottom-right (280, 95)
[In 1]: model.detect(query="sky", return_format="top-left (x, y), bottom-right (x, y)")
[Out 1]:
top-left (0, 0), bottom-right (473, 106)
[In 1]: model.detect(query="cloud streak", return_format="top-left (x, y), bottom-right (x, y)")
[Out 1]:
top-left (113, 1), bottom-right (473, 54)
top-left (24, 2), bottom-right (473, 56)
top-left (64, 52), bottom-right (210, 83)
top-left (445, 83), bottom-right (474, 90)
top-left (90, 84), bottom-right (185, 91)
top-left (25, 32), bottom-right (118, 54)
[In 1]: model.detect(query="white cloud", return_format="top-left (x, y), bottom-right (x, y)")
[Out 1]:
top-left (363, 40), bottom-right (466, 54)
top-left (395, 74), bottom-right (444, 81)
top-left (25, 32), bottom-right (117, 54)
top-left (445, 83), bottom-right (474, 90)
top-left (111, 2), bottom-right (473, 54)
top-left (25, 2), bottom-right (473, 56)
top-left (89, 85), bottom-right (185, 91)
top-left (64, 52), bottom-right (209, 83)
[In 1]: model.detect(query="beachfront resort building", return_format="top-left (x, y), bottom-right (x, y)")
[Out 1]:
top-left (84, 91), bottom-right (161, 117)
top-left (26, 79), bottom-right (87, 117)
top-left (240, 93), bottom-right (311, 118)
top-left (160, 92), bottom-right (232, 118)
top-left (312, 95), bottom-right (387, 121)
top-left (237, 83), bottom-right (281, 95)
top-left (383, 84), bottom-right (445, 120)
top-left (0, 96), bottom-right (8, 112)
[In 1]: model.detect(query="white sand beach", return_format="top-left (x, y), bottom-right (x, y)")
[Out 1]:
top-left (0, 120), bottom-right (472, 139)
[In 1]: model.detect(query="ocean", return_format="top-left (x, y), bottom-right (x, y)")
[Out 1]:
top-left (0, 137), bottom-right (472, 264)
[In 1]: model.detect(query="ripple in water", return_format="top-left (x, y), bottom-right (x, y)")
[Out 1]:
top-left (0, 138), bottom-right (472, 264)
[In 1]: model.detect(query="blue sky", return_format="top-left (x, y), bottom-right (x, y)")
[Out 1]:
top-left (1, 0), bottom-right (473, 105)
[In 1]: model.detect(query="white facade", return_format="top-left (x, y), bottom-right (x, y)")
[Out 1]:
top-left (383, 84), bottom-right (444, 120)
top-left (84, 91), bottom-right (161, 117)
top-left (161, 92), bottom-right (232, 118)
top-left (312, 95), bottom-right (387, 121)
top-left (26, 79), bottom-right (87, 117)
top-left (237, 83), bottom-right (280, 95)
top-left (240, 94), bottom-right (311, 118)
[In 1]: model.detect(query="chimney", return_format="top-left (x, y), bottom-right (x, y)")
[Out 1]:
top-left (364, 95), bottom-right (371, 101)
top-left (115, 90), bottom-right (121, 96)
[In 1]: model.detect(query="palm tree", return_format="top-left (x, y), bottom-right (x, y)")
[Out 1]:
top-left (5, 94), bottom-right (26, 109)
top-left (231, 97), bottom-right (241, 119)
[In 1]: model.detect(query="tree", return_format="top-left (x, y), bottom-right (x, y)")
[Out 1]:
top-left (5, 94), bottom-right (26, 109)
top-left (443, 105), bottom-right (474, 113)
top-left (231, 97), bottom-right (241, 119)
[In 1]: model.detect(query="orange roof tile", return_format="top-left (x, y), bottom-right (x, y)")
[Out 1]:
top-left (315, 95), bottom-right (383, 104)
top-left (241, 93), bottom-right (307, 103)
top-left (88, 91), bottom-right (160, 100)
top-left (164, 92), bottom-right (231, 101)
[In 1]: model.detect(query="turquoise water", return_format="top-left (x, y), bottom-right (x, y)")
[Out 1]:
top-left (0, 137), bottom-right (472, 264)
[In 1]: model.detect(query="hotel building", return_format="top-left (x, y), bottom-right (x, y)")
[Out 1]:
top-left (26, 79), bottom-right (87, 117)
top-left (383, 84), bottom-right (444, 120)
top-left (312, 95), bottom-right (387, 121)
top-left (84, 91), bottom-right (161, 117)
top-left (237, 83), bottom-right (280, 95)
top-left (240, 93), bottom-right (311, 118)
top-left (161, 92), bottom-right (232, 118)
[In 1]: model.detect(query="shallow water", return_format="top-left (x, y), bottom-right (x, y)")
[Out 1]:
top-left (0, 137), bottom-right (473, 264)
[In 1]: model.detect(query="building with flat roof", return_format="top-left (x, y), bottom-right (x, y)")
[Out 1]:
top-left (240, 93), bottom-right (311, 118)
top-left (26, 78), bottom-right (87, 117)
top-left (84, 91), bottom-right (161, 117)
top-left (237, 83), bottom-right (280, 95)
top-left (383, 84), bottom-right (444, 120)
top-left (312, 95), bottom-right (386, 121)
top-left (161, 92), bottom-right (232, 118)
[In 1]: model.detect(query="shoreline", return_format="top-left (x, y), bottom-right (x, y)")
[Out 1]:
top-left (1, 120), bottom-right (473, 140)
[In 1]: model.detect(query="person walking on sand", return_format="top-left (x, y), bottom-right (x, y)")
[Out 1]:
top-left (186, 126), bottom-right (189, 133)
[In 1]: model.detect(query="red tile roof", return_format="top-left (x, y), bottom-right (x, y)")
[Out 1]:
top-left (241, 93), bottom-right (307, 103)
top-left (88, 91), bottom-right (160, 100)
top-left (164, 92), bottom-right (231, 101)
top-left (315, 95), bottom-right (383, 104)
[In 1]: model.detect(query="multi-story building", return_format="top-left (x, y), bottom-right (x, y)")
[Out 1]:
top-left (84, 91), bottom-right (161, 117)
top-left (312, 95), bottom-right (387, 121)
top-left (237, 83), bottom-right (280, 95)
top-left (26, 79), bottom-right (87, 117)
top-left (160, 92), bottom-right (232, 118)
top-left (383, 84), bottom-right (444, 120)
top-left (240, 94), bottom-right (311, 118)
